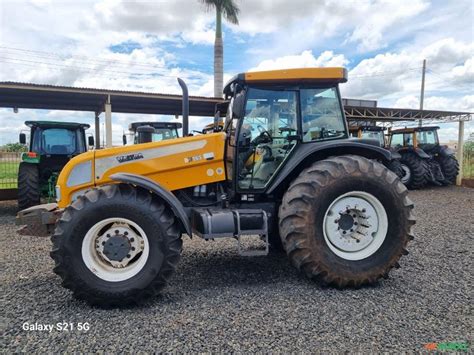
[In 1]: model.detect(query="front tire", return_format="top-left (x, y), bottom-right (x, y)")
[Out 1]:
top-left (50, 184), bottom-right (182, 307)
top-left (399, 153), bottom-right (428, 189)
top-left (386, 159), bottom-right (404, 179)
top-left (278, 155), bottom-right (415, 287)
top-left (18, 162), bottom-right (40, 210)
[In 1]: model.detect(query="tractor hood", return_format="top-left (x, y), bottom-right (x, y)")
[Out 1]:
top-left (56, 133), bottom-right (227, 208)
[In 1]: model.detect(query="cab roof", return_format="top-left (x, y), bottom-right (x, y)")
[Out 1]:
top-left (25, 121), bottom-right (90, 130)
top-left (349, 126), bottom-right (386, 132)
top-left (390, 126), bottom-right (440, 134)
top-left (224, 67), bottom-right (348, 95)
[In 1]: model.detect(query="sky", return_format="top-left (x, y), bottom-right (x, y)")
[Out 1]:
top-left (0, 0), bottom-right (473, 145)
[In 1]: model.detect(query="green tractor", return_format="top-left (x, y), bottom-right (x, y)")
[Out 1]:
top-left (123, 121), bottom-right (182, 145)
top-left (18, 121), bottom-right (93, 209)
top-left (387, 126), bottom-right (459, 189)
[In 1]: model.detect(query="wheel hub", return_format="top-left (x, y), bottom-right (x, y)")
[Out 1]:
top-left (103, 235), bottom-right (131, 262)
top-left (94, 224), bottom-right (145, 268)
top-left (338, 213), bottom-right (354, 230)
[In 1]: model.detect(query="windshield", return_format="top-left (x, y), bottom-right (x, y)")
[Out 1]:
top-left (152, 128), bottom-right (178, 141)
top-left (33, 128), bottom-right (83, 155)
top-left (301, 87), bottom-right (346, 141)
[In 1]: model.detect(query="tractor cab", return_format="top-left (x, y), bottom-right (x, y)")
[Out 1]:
top-left (221, 68), bottom-right (349, 191)
top-left (17, 121), bottom-right (91, 209)
top-left (349, 125), bottom-right (387, 147)
top-left (124, 121), bottom-right (181, 145)
top-left (388, 126), bottom-right (440, 151)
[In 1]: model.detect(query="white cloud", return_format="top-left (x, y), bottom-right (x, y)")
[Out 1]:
top-left (249, 50), bottom-right (348, 72)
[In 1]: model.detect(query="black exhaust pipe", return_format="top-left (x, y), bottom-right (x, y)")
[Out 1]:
top-left (177, 78), bottom-right (189, 136)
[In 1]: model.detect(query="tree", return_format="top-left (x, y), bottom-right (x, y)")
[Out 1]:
top-left (2, 143), bottom-right (27, 152)
top-left (200, 0), bottom-right (240, 97)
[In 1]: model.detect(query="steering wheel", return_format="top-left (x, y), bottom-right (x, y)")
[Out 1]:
top-left (255, 125), bottom-right (273, 144)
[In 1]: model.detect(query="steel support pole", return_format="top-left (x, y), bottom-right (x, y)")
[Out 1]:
top-left (418, 59), bottom-right (426, 127)
top-left (105, 95), bottom-right (112, 148)
top-left (94, 112), bottom-right (100, 149)
top-left (456, 120), bottom-right (465, 186)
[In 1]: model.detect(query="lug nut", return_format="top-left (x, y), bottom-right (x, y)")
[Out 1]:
top-left (102, 241), bottom-right (105, 245)
top-left (106, 234), bottom-right (110, 238)
top-left (126, 254), bottom-right (131, 258)
top-left (115, 230), bottom-right (119, 234)
top-left (130, 238), bottom-right (135, 242)
top-left (124, 231), bottom-right (128, 236)
top-left (131, 247), bottom-right (135, 251)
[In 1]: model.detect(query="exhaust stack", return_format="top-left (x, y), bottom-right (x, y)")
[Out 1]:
top-left (177, 78), bottom-right (189, 136)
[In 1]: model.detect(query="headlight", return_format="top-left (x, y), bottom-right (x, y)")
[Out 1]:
top-left (66, 160), bottom-right (92, 187)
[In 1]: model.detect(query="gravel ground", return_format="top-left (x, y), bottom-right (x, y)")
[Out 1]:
top-left (1, 186), bottom-right (473, 352)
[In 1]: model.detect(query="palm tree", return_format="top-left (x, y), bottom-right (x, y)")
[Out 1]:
top-left (200, 0), bottom-right (240, 97)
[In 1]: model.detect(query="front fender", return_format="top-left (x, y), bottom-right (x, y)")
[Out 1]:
top-left (110, 173), bottom-right (192, 236)
top-left (266, 140), bottom-right (392, 194)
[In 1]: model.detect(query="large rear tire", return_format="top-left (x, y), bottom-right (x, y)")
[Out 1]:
top-left (437, 155), bottom-right (459, 184)
top-left (17, 162), bottom-right (40, 210)
top-left (50, 184), bottom-right (182, 307)
top-left (399, 153), bottom-right (428, 189)
top-left (279, 155), bottom-right (415, 288)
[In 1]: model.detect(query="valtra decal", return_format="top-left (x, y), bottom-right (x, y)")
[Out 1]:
top-left (116, 153), bottom-right (144, 163)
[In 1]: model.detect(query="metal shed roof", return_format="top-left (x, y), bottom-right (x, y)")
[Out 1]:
top-left (0, 82), bottom-right (222, 116)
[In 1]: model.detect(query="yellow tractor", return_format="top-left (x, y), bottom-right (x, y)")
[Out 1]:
top-left (17, 68), bottom-right (414, 307)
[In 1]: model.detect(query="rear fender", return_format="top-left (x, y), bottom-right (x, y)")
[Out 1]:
top-left (110, 173), bottom-right (192, 236)
top-left (398, 147), bottom-right (430, 159)
top-left (266, 140), bottom-right (392, 195)
top-left (438, 146), bottom-right (455, 157)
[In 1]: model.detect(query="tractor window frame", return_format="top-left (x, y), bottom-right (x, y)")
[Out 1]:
top-left (300, 85), bottom-right (348, 143)
top-left (31, 127), bottom-right (86, 155)
top-left (234, 86), bottom-right (300, 192)
top-left (416, 130), bottom-right (439, 145)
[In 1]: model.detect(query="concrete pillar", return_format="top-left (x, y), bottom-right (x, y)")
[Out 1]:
top-left (456, 120), bottom-right (465, 186)
top-left (105, 95), bottom-right (112, 148)
top-left (94, 112), bottom-right (100, 149)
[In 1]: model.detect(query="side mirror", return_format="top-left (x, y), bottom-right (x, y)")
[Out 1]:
top-left (122, 134), bottom-right (127, 146)
top-left (232, 91), bottom-right (246, 118)
top-left (19, 133), bottom-right (26, 145)
top-left (88, 136), bottom-right (95, 147)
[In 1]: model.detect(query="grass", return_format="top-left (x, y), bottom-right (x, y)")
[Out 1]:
top-left (463, 158), bottom-right (474, 179)
top-left (0, 161), bottom-right (20, 189)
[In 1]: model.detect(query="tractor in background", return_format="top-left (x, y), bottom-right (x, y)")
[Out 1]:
top-left (18, 121), bottom-right (93, 209)
top-left (388, 126), bottom-right (459, 188)
top-left (123, 121), bottom-right (181, 145)
top-left (349, 125), bottom-right (404, 179)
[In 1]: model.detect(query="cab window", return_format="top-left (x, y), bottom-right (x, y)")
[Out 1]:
top-left (237, 88), bottom-right (298, 190)
top-left (390, 133), bottom-right (404, 148)
top-left (416, 130), bottom-right (438, 145)
top-left (300, 87), bottom-right (346, 142)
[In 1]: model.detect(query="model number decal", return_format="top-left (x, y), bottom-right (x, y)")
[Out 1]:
top-left (116, 153), bottom-right (144, 163)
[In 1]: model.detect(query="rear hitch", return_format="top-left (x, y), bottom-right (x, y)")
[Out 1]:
top-left (16, 203), bottom-right (62, 237)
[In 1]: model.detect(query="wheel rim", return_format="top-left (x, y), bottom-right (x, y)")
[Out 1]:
top-left (323, 191), bottom-right (388, 261)
top-left (400, 164), bottom-right (411, 184)
top-left (81, 217), bottom-right (149, 282)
